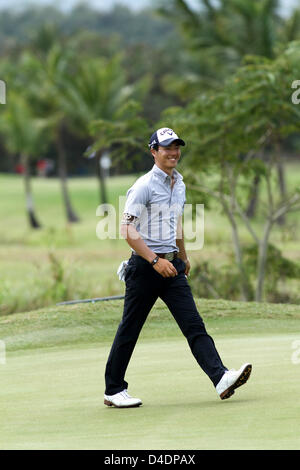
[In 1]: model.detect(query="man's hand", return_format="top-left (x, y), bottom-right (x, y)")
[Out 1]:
top-left (176, 220), bottom-right (190, 276)
top-left (182, 259), bottom-right (191, 276)
top-left (153, 258), bottom-right (178, 278)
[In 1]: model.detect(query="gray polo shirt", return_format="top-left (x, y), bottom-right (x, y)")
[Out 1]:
top-left (123, 164), bottom-right (186, 253)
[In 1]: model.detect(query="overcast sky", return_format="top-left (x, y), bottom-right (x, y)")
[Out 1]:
top-left (0, 0), bottom-right (299, 14)
top-left (0, 0), bottom-right (150, 11)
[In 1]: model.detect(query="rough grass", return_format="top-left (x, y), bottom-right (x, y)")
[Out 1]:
top-left (1, 298), bottom-right (300, 352)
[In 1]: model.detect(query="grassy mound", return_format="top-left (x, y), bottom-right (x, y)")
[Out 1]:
top-left (1, 297), bottom-right (300, 352)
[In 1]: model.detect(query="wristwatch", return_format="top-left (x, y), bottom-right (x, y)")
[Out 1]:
top-left (150, 255), bottom-right (159, 266)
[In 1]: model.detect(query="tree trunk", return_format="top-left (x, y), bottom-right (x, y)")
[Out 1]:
top-left (56, 124), bottom-right (80, 223)
top-left (230, 216), bottom-right (253, 301)
top-left (276, 159), bottom-right (286, 225)
top-left (221, 197), bottom-right (253, 301)
top-left (255, 220), bottom-right (273, 302)
top-left (96, 150), bottom-right (108, 211)
top-left (246, 174), bottom-right (261, 218)
top-left (21, 154), bottom-right (41, 229)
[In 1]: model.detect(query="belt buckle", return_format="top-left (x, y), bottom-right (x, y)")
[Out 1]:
top-left (165, 252), bottom-right (174, 261)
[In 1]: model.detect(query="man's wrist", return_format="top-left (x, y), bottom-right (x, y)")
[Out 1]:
top-left (150, 255), bottom-right (159, 266)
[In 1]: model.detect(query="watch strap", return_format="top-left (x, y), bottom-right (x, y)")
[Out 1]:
top-left (150, 255), bottom-right (159, 266)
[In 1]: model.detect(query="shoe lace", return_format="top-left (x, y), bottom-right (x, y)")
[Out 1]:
top-left (120, 389), bottom-right (131, 399)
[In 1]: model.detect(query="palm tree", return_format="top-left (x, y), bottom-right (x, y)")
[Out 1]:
top-left (19, 45), bottom-right (81, 223)
top-left (0, 92), bottom-right (50, 228)
top-left (1, 44), bottom-right (81, 224)
top-left (42, 45), bottom-right (81, 222)
top-left (60, 54), bottom-right (149, 206)
top-left (158, 0), bottom-right (293, 61)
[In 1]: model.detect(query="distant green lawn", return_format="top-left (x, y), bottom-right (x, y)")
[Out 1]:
top-left (0, 298), bottom-right (300, 450)
top-left (0, 172), bottom-right (137, 248)
top-left (1, 167), bottom-right (300, 314)
top-left (0, 173), bottom-right (137, 314)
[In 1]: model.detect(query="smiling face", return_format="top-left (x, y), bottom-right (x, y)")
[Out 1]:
top-left (150, 142), bottom-right (181, 175)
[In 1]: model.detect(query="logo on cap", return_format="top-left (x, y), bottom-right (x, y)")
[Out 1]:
top-left (149, 127), bottom-right (185, 148)
top-left (157, 128), bottom-right (177, 142)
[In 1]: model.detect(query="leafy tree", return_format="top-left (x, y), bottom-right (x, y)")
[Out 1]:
top-left (89, 100), bottom-right (149, 167)
top-left (158, 0), bottom-right (300, 220)
top-left (161, 42), bottom-right (300, 301)
top-left (0, 4), bottom-right (177, 54)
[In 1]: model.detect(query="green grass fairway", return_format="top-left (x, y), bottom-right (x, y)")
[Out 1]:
top-left (1, 299), bottom-right (300, 450)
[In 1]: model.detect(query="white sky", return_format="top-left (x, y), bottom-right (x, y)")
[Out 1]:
top-left (0, 0), bottom-right (150, 11)
top-left (0, 0), bottom-right (299, 14)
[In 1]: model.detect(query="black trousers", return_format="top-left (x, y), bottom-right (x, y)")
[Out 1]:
top-left (105, 255), bottom-right (227, 395)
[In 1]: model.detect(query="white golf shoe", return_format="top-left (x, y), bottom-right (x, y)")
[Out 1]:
top-left (104, 389), bottom-right (142, 408)
top-left (216, 363), bottom-right (252, 400)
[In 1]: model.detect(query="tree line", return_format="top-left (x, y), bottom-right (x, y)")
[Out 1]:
top-left (0, 5), bottom-right (183, 224)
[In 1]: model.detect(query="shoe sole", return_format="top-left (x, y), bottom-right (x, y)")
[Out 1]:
top-left (220, 363), bottom-right (252, 400)
top-left (104, 399), bottom-right (142, 408)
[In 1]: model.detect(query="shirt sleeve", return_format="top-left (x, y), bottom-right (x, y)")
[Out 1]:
top-left (123, 183), bottom-right (150, 219)
top-left (181, 183), bottom-right (186, 215)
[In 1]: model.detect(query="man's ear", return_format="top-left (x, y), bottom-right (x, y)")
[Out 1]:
top-left (150, 148), bottom-right (156, 160)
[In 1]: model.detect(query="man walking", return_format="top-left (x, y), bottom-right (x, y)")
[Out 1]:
top-left (104, 127), bottom-right (252, 408)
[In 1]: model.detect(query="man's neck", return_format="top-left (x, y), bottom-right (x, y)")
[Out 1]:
top-left (154, 162), bottom-right (174, 177)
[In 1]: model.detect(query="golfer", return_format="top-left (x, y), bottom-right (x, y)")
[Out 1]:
top-left (104, 127), bottom-right (252, 407)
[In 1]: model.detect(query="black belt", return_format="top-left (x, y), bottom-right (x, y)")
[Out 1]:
top-left (132, 251), bottom-right (177, 262)
top-left (156, 252), bottom-right (177, 261)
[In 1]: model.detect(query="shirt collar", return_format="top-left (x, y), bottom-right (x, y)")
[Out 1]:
top-left (152, 164), bottom-right (183, 183)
